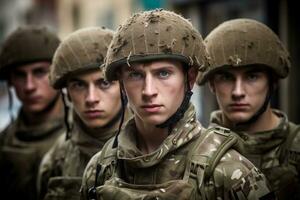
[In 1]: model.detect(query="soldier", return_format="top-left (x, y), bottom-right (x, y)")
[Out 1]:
top-left (0, 25), bottom-right (64, 200)
top-left (197, 18), bottom-right (300, 199)
top-left (37, 27), bottom-right (131, 200)
top-left (80, 10), bottom-right (274, 200)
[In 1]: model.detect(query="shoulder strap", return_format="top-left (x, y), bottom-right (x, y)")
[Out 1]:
top-left (88, 138), bottom-right (117, 200)
top-left (96, 138), bottom-right (118, 185)
top-left (185, 126), bottom-right (238, 199)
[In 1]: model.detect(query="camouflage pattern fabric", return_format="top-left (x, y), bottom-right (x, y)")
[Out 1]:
top-left (210, 109), bottom-right (300, 199)
top-left (0, 108), bottom-right (65, 200)
top-left (81, 104), bottom-right (273, 200)
top-left (38, 110), bottom-right (131, 200)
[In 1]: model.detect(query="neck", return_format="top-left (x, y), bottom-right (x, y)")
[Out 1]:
top-left (135, 116), bottom-right (169, 154)
top-left (223, 105), bottom-right (280, 133)
top-left (75, 112), bottom-right (120, 140)
top-left (24, 96), bottom-right (63, 125)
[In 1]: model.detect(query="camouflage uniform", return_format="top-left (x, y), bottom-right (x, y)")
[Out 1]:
top-left (0, 110), bottom-right (64, 200)
top-left (197, 19), bottom-right (300, 199)
top-left (0, 25), bottom-right (64, 200)
top-left (81, 10), bottom-right (273, 200)
top-left (210, 110), bottom-right (300, 199)
top-left (38, 113), bottom-right (130, 200)
top-left (82, 104), bottom-right (272, 200)
top-left (38, 27), bottom-right (131, 200)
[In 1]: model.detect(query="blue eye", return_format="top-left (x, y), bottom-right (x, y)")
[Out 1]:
top-left (158, 70), bottom-right (170, 78)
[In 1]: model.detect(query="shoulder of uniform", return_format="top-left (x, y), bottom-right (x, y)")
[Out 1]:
top-left (192, 126), bottom-right (237, 158)
top-left (48, 133), bottom-right (70, 157)
top-left (0, 122), bottom-right (15, 144)
top-left (213, 149), bottom-right (272, 198)
top-left (209, 125), bottom-right (232, 136)
top-left (287, 122), bottom-right (300, 152)
top-left (81, 150), bottom-right (102, 190)
top-left (39, 134), bottom-right (67, 168)
top-left (82, 137), bottom-right (116, 186)
top-left (81, 150), bottom-right (101, 199)
top-left (214, 149), bottom-right (255, 175)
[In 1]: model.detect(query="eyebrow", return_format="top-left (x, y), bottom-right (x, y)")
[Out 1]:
top-left (244, 68), bottom-right (265, 73)
top-left (68, 77), bottom-right (106, 83)
top-left (68, 77), bottom-right (84, 82)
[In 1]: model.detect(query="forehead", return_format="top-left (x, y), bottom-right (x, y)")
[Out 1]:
top-left (68, 68), bottom-right (104, 82)
top-left (216, 66), bottom-right (268, 75)
top-left (122, 59), bottom-right (183, 72)
top-left (13, 61), bottom-right (51, 73)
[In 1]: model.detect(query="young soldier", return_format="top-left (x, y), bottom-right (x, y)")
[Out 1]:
top-left (197, 18), bottom-right (300, 199)
top-left (0, 25), bottom-right (64, 200)
top-left (81, 10), bottom-right (273, 200)
top-left (38, 27), bottom-right (131, 200)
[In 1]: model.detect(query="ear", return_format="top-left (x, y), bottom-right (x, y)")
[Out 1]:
top-left (208, 79), bottom-right (216, 94)
top-left (187, 67), bottom-right (198, 89)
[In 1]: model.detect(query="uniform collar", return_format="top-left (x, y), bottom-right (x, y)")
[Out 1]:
top-left (117, 103), bottom-right (204, 168)
top-left (71, 109), bottom-right (132, 157)
top-left (14, 108), bottom-right (64, 141)
top-left (209, 109), bottom-right (289, 153)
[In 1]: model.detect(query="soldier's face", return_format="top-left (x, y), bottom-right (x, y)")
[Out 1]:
top-left (67, 69), bottom-right (121, 128)
top-left (209, 67), bottom-right (269, 124)
top-left (121, 60), bottom-right (187, 126)
top-left (10, 61), bottom-right (58, 113)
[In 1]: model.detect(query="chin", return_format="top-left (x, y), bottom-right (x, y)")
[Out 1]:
top-left (227, 113), bottom-right (251, 124)
top-left (142, 116), bottom-right (168, 126)
top-left (83, 119), bottom-right (106, 128)
top-left (24, 105), bottom-right (46, 113)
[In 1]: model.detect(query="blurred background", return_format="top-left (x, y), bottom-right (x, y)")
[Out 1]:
top-left (0, 0), bottom-right (299, 131)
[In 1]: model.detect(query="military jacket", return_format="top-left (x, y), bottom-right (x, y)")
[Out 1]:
top-left (210, 109), bottom-right (300, 200)
top-left (81, 104), bottom-right (272, 200)
top-left (0, 109), bottom-right (65, 200)
top-left (38, 111), bottom-right (131, 200)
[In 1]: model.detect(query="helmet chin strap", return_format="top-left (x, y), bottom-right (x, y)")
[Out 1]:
top-left (235, 76), bottom-right (274, 127)
top-left (112, 82), bottom-right (128, 148)
top-left (156, 70), bottom-right (192, 133)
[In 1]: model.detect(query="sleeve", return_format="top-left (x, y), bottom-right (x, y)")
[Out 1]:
top-left (213, 149), bottom-right (275, 200)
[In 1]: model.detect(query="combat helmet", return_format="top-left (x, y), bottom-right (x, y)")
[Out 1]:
top-left (0, 25), bottom-right (60, 80)
top-left (104, 9), bottom-right (210, 81)
top-left (49, 27), bottom-right (114, 89)
top-left (197, 18), bottom-right (291, 85)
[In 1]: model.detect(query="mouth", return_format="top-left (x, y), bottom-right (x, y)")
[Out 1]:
top-left (229, 103), bottom-right (249, 111)
top-left (141, 104), bottom-right (162, 113)
top-left (84, 110), bottom-right (104, 118)
top-left (25, 96), bottom-right (42, 103)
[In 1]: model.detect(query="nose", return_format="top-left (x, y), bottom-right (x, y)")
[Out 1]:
top-left (86, 84), bottom-right (99, 107)
top-left (232, 77), bottom-right (245, 100)
top-left (24, 74), bottom-right (36, 92)
top-left (142, 74), bottom-right (157, 99)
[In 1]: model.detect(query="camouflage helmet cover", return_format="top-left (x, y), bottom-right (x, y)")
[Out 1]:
top-left (0, 25), bottom-right (60, 80)
top-left (104, 9), bottom-right (210, 81)
top-left (197, 18), bottom-right (291, 85)
top-left (49, 27), bottom-right (114, 89)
